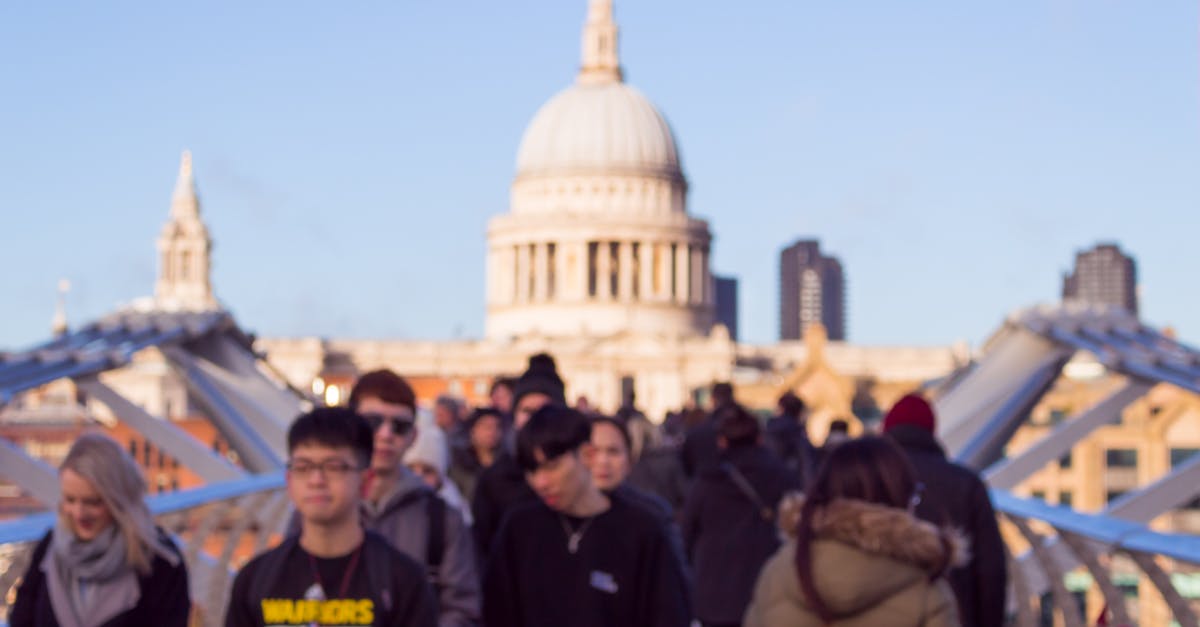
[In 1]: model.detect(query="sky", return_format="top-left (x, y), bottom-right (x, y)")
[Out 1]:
top-left (1, 1), bottom-right (1198, 351)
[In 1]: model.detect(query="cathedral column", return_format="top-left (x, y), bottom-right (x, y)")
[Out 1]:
top-left (639, 240), bottom-right (654, 301)
top-left (618, 241), bottom-right (634, 301)
top-left (534, 242), bottom-right (549, 301)
top-left (655, 242), bottom-right (671, 301)
top-left (674, 242), bottom-right (690, 304)
top-left (574, 240), bottom-right (589, 301)
top-left (515, 244), bottom-right (530, 302)
top-left (690, 245), bottom-right (704, 304)
top-left (596, 241), bottom-right (613, 300)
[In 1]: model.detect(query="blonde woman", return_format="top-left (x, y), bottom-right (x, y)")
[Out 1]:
top-left (10, 433), bottom-right (190, 627)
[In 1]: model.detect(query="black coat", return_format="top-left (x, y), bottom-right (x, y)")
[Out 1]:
top-left (9, 529), bottom-right (190, 627)
top-left (681, 445), bottom-right (800, 624)
top-left (887, 425), bottom-right (1007, 627)
top-left (470, 451), bottom-right (536, 564)
top-left (763, 414), bottom-right (817, 487)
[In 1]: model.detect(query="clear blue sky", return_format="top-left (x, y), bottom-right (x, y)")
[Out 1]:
top-left (2, 1), bottom-right (1197, 351)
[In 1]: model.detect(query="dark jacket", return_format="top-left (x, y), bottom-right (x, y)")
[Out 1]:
top-left (448, 444), bottom-right (489, 505)
top-left (627, 446), bottom-right (690, 514)
top-left (10, 529), bottom-right (190, 627)
top-left (682, 445), bottom-right (801, 624)
top-left (763, 415), bottom-right (817, 487)
top-left (680, 420), bottom-right (720, 479)
top-left (470, 451), bottom-right (536, 564)
top-left (887, 425), bottom-right (1006, 627)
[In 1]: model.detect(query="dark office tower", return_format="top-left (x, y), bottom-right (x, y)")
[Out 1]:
top-left (1062, 243), bottom-right (1138, 315)
top-left (780, 239), bottom-right (846, 341)
top-left (713, 275), bottom-right (739, 341)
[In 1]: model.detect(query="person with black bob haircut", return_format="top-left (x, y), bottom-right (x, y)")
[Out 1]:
top-left (482, 405), bottom-right (692, 627)
top-left (226, 408), bottom-right (437, 627)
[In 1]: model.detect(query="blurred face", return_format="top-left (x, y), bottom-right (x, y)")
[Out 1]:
top-left (406, 462), bottom-right (442, 490)
top-left (60, 469), bottom-right (114, 541)
top-left (470, 415), bottom-right (502, 452)
top-left (286, 442), bottom-right (366, 527)
top-left (514, 392), bottom-right (552, 429)
top-left (357, 396), bottom-right (416, 473)
top-left (434, 402), bottom-right (457, 431)
top-left (588, 422), bottom-right (631, 491)
top-left (525, 446), bottom-right (593, 513)
top-left (491, 384), bottom-right (513, 414)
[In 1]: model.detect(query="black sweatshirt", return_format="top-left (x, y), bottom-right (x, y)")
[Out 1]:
top-left (482, 491), bottom-right (692, 627)
top-left (225, 531), bottom-right (437, 627)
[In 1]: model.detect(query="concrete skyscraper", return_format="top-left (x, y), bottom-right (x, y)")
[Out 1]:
top-left (1062, 243), bottom-right (1138, 315)
top-left (780, 239), bottom-right (845, 341)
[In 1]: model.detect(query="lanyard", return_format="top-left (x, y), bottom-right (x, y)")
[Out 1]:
top-left (306, 544), bottom-right (363, 603)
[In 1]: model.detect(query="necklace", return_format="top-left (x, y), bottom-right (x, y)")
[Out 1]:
top-left (558, 514), bottom-right (596, 554)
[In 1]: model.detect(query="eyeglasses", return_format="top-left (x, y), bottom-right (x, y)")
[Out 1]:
top-left (286, 459), bottom-right (362, 478)
top-left (908, 481), bottom-right (925, 513)
top-left (362, 413), bottom-right (414, 436)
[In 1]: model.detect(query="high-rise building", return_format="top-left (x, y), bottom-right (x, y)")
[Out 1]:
top-left (1062, 243), bottom-right (1138, 315)
top-left (713, 275), bottom-right (738, 341)
top-left (780, 239), bottom-right (845, 341)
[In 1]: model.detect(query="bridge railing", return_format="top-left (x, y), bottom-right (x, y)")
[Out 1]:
top-left (994, 490), bottom-right (1200, 627)
top-left (0, 472), bottom-right (288, 627)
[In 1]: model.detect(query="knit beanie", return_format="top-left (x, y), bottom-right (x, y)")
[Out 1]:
top-left (512, 352), bottom-right (567, 408)
top-left (403, 422), bottom-right (449, 477)
top-left (882, 394), bottom-right (937, 433)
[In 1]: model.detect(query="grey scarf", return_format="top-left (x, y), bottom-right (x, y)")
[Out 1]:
top-left (41, 520), bottom-right (139, 627)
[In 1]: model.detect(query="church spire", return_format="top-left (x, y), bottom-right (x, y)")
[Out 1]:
top-left (578, 0), bottom-right (622, 85)
top-left (51, 279), bottom-right (70, 336)
top-left (155, 150), bottom-right (217, 311)
top-left (170, 149), bottom-right (200, 220)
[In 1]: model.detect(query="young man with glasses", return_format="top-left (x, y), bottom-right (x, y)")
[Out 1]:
top-left (346, 370), bottom-right (481, 627)
top-left (482, 405), bottom-right (692, 627)
top-left (226, 408), bottom-right (437, 627)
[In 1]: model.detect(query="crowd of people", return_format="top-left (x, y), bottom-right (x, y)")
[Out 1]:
top-left (9, 352), bottom-right (1007, 627)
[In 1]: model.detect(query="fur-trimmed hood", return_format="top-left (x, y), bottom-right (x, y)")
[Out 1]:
top-left (779, 493), bottom-right (969, 575)
top-left (767, 493), bottom-right (969, 620)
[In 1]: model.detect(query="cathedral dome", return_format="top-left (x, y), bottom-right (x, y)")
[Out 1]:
top-left (515, 82), bottom-right (682, 179)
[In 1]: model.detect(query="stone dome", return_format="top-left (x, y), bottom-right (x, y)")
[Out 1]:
top-left (515, 81), bottom-right (682, 179)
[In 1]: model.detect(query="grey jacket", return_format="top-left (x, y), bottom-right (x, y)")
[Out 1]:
top-left (364, 468), bottom-right (481, 627)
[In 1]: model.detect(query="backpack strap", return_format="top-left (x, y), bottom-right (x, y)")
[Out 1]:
top-left (720, 462), bottom-right (775, 522)
top-left (247, 534), bottom-right (299, 605)
top-left (425, 493), bottom-right (446, 584)
top-left (362, 532), bottom-right (395, 614)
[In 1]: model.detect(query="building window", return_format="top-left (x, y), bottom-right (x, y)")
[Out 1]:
top-left (669, 243), bottom-right (678, 299)
top-left (1105, 449), bottom-right (1138, 468)
top-left (1106, 490), bottom-right (1127, 505)
top-left (1059, 491), bottom-right (1073, 507)
top-left (1048, 408), bottom-right (1068, 425)
top-left (1032, 491), bottom-right (1046, 501)
top-left (1170, 448), bottom-right (1199, 468)
top-left (1059, 452), bottom-right (1073, 469)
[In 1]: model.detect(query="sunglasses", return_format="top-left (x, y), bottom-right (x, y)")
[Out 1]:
top-left (362, 412), bottom-right (415, 435)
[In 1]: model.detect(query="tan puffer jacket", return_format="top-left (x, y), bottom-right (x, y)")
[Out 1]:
top-left (744, 496), bottom-right (967, 627)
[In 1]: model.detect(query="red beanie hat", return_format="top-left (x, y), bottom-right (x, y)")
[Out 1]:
top-left (882, 394), bottom-right (936, 433)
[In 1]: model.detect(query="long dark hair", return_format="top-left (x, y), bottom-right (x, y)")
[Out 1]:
top-left (794, 436), bottom-right (918, 623)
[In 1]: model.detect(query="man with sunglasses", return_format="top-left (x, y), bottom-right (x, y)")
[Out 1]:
top-left (347, 370), bottom-right (481, 627)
